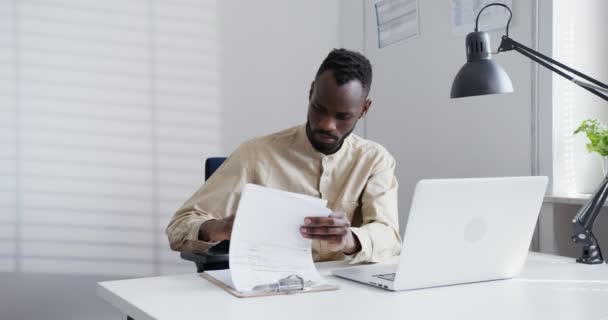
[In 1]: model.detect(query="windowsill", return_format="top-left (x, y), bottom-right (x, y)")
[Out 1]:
top-left (544, 194), bottom-right (599, 206)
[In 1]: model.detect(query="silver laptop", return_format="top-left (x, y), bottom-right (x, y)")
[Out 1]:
top-left (332, 176), bottom-right (548, 291)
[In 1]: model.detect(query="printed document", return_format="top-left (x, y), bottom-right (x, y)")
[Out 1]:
top-left (228, 184), bottom-right (332, 293)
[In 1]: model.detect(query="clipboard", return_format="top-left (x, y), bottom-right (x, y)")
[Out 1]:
top-left (200, 270), bottom-right (339, 298)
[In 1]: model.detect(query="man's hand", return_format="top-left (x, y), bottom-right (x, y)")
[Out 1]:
top-left (198, 215), bottom-right (235, 242)
top-left (300, 211), bottom-right (361, 255)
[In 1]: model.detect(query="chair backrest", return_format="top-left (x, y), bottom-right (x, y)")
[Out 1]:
top-left (182, 157), bottom-right (229, 272)
top-left (204, 156), bottom-right (229, 255)
top-left (180, 157), bottom-right (230, 272)
top-left (205, 157), bottom-right (227, 180)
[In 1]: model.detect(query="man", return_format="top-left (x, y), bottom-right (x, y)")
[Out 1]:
top-left (166, 48), bottom-right (401, 263)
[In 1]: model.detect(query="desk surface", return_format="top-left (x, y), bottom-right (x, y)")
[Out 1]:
top-left (97, 253), bottom-right (608, 320)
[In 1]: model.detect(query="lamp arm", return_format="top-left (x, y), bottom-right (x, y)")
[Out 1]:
top-left (575, 175), bottom-right (608, 230)
top-left (573, 80), bottom-right (608, 95)
top-left (497, 36), bottom-right (608, 102)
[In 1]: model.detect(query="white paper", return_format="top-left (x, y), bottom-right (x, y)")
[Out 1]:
top-left (207, 269), bottom-right (234, 288)
top-left (374, 0), bottom-right (420, 48)
top-left (228, 184), bottom-right (332, 293)
top-left (451, 0), bottom-right (513, 35)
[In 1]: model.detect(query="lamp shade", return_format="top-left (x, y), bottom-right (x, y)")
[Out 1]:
top-left (450, 31), bottom-right (513, 98)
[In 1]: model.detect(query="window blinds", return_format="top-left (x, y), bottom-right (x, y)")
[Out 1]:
top-left (0, 0), bottom-right (221, 276)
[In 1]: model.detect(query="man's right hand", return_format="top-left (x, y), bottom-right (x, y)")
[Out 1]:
top-left (198, 215), bottom-right (235, 242)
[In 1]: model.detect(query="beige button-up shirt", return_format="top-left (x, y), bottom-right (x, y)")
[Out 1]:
top-left (166, 124), bottom-right (401, 264)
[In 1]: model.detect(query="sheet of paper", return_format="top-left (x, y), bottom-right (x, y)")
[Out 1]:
top-left (451, 0), bottom-right (512, 35)
top-left (207, 269), bottom-right (234, 288)
top-left (229, 184), bottom-right (331, 293)
top-left (374, 0), bottom-right (420, 48)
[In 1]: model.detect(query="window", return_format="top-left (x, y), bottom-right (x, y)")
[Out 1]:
top-left (0, 0), bottom-right (221, 276)
top-left (552, 0), bottom-right (608, 195)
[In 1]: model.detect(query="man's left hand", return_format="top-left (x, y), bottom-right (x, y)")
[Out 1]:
top-left (300, 211), bottom-right (361, 255)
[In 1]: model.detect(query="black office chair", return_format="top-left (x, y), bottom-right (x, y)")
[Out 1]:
top-left (179, 157), bottom-right (230, 272)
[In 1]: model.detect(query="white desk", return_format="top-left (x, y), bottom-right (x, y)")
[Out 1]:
top-left (97, 253), bottom-right (608, 320)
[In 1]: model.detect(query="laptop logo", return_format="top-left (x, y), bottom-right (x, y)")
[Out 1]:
top-left (464, 218), bottom-right (487, 243)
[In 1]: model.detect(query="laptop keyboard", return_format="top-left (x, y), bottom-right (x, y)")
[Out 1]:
top-left (373, 273), bottom-right (396, 282)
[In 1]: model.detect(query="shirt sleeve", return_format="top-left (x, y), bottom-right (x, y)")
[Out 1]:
top-left (348, 152), bottom-right (401, 264)
top-left (165, 142), bottom-right (255, 253)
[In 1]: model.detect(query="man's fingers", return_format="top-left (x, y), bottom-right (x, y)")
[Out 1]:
top-left (300, 226), bottom-right (348, 235)
top-left (304, 217), bottom-right (349, 227)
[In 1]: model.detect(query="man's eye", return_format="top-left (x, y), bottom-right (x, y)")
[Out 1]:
top-left (337, 115), bottom-right (352, 121)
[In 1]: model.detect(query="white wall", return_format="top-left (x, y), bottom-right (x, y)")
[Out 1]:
top-left (360, 0), bottom-right (538, 232)
top-left (218, 0), bottom-right (343, 152)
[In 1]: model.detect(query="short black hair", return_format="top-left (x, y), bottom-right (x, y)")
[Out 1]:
top-left (315, 48), bottom-right (372, 95)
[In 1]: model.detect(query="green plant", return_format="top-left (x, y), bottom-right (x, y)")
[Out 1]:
top-left (574, 119), bottom-right (608, 156)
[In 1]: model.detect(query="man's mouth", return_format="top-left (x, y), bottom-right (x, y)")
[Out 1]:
top-left (316, 133), bottom-right (338, 143)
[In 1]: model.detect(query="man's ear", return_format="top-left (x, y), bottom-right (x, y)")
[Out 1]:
top-left (359, 99), bottom-right (372, 119)
top-left (308, 81), bottom-right (315, 100)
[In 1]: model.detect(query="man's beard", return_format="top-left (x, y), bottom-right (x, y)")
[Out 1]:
top-left (306, 120), bottom-right (357, 155)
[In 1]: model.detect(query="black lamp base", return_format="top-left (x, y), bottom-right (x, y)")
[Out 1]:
top-left (572, 174), bottom-right (608, 264)
top-left (576, 244), bottom-right (604, 264)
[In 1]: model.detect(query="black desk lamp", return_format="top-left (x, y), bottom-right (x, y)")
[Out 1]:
top-left (451, 3), bottom-right (608, 264)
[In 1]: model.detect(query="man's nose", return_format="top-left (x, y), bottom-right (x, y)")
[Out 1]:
top-left (318, 116), bottom-right (337, 132)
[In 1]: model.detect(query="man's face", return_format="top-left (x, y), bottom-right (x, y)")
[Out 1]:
top-left (307, 71), bottom-right (371, 154)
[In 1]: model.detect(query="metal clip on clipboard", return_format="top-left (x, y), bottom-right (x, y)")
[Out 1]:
top-left (200, 270), bottom-right (338, 298)
top-left (252, 275), bottom-right (311, 294)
